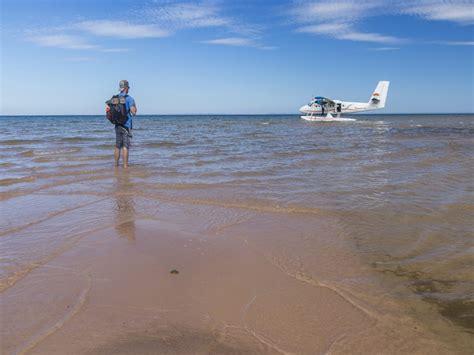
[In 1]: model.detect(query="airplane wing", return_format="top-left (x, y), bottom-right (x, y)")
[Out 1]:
top-left (314, 96), bottom-right (335, 105)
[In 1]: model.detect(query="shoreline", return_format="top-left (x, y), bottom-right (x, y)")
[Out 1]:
top-left (1, 113), bottom-right (474, 117)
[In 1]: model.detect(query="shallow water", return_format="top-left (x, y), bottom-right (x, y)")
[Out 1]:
top-left (1, 114), bottom-right (473, 347)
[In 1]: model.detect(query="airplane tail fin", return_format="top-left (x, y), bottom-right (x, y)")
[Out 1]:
top-left (369, 81), bottom-right (390, 108)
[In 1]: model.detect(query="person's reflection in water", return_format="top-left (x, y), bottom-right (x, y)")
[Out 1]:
top-left (114, 168), bottom-right (136, 241)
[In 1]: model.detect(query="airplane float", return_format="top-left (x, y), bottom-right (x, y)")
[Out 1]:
top-left (299, 81), bottom-right (390, 121)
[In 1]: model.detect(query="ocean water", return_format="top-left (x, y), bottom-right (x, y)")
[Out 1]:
top-left (1, 114), bottom-right (473, 342)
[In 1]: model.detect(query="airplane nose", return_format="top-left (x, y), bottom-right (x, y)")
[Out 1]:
top-left (299, 105), bottom-right (310, 113)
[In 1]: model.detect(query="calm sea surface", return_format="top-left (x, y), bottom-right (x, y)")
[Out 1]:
top-left (1, 114), bottom-right (473, 338)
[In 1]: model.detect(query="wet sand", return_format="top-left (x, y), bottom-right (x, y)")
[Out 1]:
top-left (1, 207), bottom-right (463, 354)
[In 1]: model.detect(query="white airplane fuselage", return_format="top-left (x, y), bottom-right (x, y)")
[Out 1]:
top-left (299, 81), bottom-right (390, 118)
top-left (299, 100), bottom-right (381, 115)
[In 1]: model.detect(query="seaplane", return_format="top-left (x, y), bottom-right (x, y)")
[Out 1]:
top-left (299, 81), bottom-right (390, 121)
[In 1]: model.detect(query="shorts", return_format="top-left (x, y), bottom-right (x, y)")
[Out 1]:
top-left (115, 126), bottom-right (132, 149)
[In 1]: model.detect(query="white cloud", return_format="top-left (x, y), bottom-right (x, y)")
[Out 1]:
top-left (26, 34), bottom-right (98, 50)
top-left (337, 31), bottom-right (401, 44)
top-left (76, 20), bottom-right (169, 39)
top-left (369, 46), bottom-right (400, 51)
top-left (24, 20), bottom-right (169, 52)
top-left (438, 40), bottom-right (474, 45)
top-left (144, 1), bottom-right (263, 40)
top-left (289, 0), bottom-right (474, 44)
top-left (297, 23), bottom-right (351, 34)
top-left (401, 1), bottom-right (474, 25)
top-left (146, 2), bottom-right (229, 29)
top-left (25, 32), bottom-right (134, 53)
top-left (202, 37), bottom-right (254, 46)
top-left (201, 36), bottom-right (278, 50)
top-left (22, 2), bottom-right (271, 51)
top-left (99, 48), bottom-right (131, 53)
top-left (290, 0), bottom-right (402, 44)
top-left (296, 19), bottom-right (402, 44)
top-left (290, 1), bottom-right (380, 23)
top-left (291, 0), bottom-right (474, 25)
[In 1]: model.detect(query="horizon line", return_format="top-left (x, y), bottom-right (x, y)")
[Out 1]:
top-left (1, 113), bottom-right (473, 117)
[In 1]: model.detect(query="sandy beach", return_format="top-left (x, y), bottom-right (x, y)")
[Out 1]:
top-left (1, 205), bottom-right (461, 354)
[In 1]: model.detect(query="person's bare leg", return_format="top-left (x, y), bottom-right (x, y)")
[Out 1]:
top-left (114, 147), bottom-right (121, 166)
top-left (122, 147), bottom-right (129, 168)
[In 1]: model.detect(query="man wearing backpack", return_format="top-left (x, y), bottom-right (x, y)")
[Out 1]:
top-left (106, 80), bottom-right (137, 168)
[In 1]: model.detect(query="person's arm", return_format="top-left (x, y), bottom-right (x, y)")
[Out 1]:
top-left (105, 104), bottom-right (112, 120)
top-left (128, 97), bottom-right (137, 116)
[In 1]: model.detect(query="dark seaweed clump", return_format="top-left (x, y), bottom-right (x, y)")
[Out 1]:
top-left (376, 265), bottom-right (474, 332)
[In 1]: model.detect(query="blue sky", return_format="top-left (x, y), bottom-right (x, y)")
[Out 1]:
top-left (1, 0), bottom-right (473, 114)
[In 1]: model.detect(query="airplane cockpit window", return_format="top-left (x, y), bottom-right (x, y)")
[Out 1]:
top-left (309, 97), bottom-right (328, 106)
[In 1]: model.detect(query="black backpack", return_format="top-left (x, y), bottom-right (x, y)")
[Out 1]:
top-left (106, 95), bottom-right (128, 126)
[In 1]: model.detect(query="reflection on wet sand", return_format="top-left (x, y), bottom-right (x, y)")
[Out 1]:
top-left (114, 169), bottom-right (136, 241)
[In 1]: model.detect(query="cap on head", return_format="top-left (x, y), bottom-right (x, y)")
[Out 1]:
top-left (119, 80), bottom-right (130, 90)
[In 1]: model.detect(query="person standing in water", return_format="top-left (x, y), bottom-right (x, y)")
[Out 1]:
top-left (106, 80), bottom-right (137, 168)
